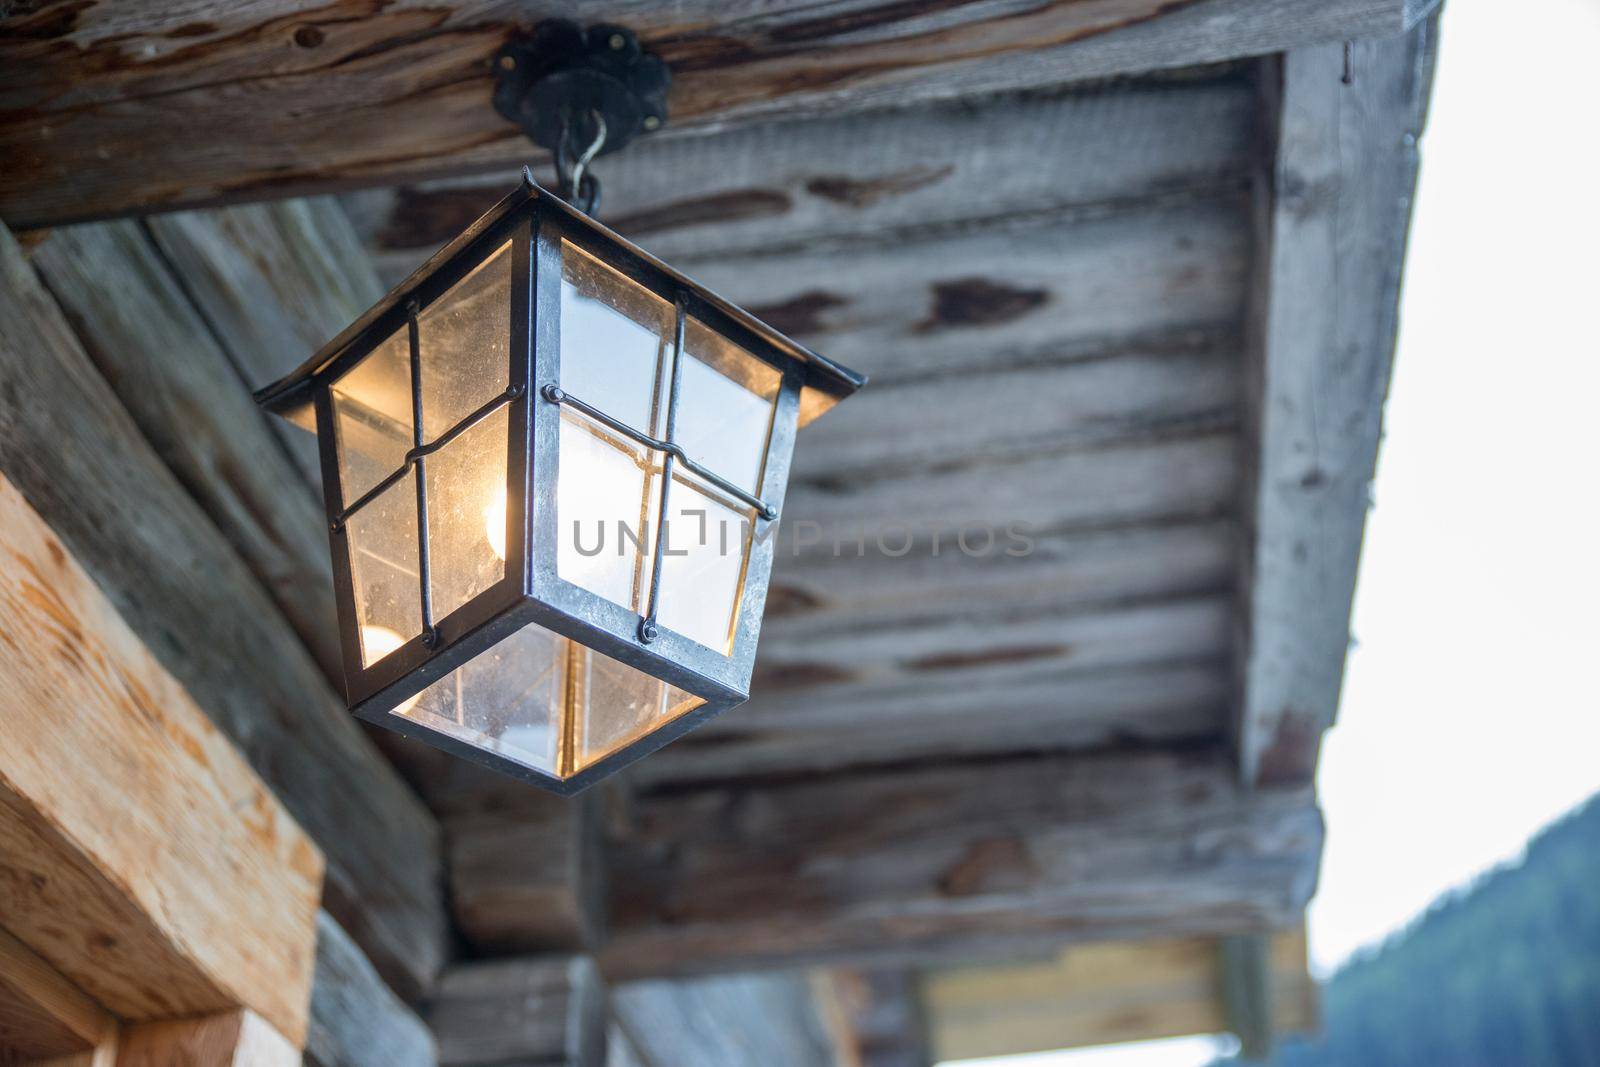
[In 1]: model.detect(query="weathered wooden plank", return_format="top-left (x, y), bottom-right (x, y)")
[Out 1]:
top-left (0, 927), bottom-right (117, 1062)
top-left (791, 332), bottom-right (1243, 481)
top-left (346, 69), bottom-right (1256, 278)
top-left (116, 1011), bottom-right (299, 1067)
top-left (764, 517), bottom-right (1238, 633)
top-left (0, 0), bottom-right (1430, 225)
top-left (307, 912), bottom-right (437, 1067)
top-left (679, 196), bottom-right (1250, 385)
top-left (786, 431), bottom-right (1239, 538)
top-left (32, 219), bottom-right (342, 683)
top-left (444, 785), bottom-right (606, 956)
top-left (428, 957), bottom-right (606, 1067)
top-left (610, 973), bottom-right (845, 1067)
top-left (0, 472), bottom-right (323, 1045)
top-left (144, 199), bottom-right (389, 490)
top-left (635, 658), bottom-right (1227, 784)
top-left (1219, 934), bottom-right (1272, 1059)
top-left (920, 926), bottom-right (1315, 1060)
top-left (601, 748), bottom-right (1322, 978)
top-left (1236, 19), bottom-right (1438, 787)
top-left (0, 223), bottom-right (446, 1000)
top-left (755, 593), bottom-right (1230, 690)
top-left (819, 970), bottom-right (931, 1067)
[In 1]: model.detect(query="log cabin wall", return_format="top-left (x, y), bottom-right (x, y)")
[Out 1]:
top-left (0, 2), bottom-right (1437, 1063)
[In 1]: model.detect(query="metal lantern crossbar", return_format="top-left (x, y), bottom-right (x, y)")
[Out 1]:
top-left (257, 170), bottom-right (863, 793)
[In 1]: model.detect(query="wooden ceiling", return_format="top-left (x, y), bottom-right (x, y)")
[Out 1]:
top-left (0, 1), bottom-right (1437, 1061)
top-left (338, 63), bottom-right (1255, 785)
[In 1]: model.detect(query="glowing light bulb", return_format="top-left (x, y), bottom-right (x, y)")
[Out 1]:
top-left (484, 487), bottom-right (507, 561)
top-left (360, 625), bottom-right (421, 713)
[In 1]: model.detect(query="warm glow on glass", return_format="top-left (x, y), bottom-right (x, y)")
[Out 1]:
top-left (483, 487), bottom-right (507, 562)
top-left (359, 625), bottom-right (420, 713)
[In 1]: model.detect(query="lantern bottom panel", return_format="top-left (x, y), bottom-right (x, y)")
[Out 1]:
top-left (386, 619), bottom-right (703, 779)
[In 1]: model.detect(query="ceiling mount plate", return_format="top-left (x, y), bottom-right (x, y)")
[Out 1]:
top-left (493, 19), bottom-right (670, 159)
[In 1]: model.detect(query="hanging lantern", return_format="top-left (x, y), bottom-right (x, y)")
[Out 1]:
top-left (256, 167), bottom-right (863, 793)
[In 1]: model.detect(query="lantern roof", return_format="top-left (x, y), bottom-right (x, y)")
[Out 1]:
top-left (255, 168), bottom-right (866, 430)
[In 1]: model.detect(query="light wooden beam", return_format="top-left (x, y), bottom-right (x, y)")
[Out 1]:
top-left (0, 473), bottom-right (322, 1045)
top-left (920, 927), bottom-right (1315, 1061)
top-left (1236, 16), bottom-right (1439, 787)
top-left (0, 221), bottom-right (447, 1000)
top-left (600, 748), bottom-right (1321, 979)
top-left (116, 1011), bottom-right (298, 1067)
top-left (3, 0), bottom-right (1438, 225)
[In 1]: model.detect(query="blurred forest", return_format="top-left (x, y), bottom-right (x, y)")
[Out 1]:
top-left (1222, 791), bottom-right (1600, 1066)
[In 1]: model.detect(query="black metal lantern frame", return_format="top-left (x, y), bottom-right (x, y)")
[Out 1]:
top-left (257, 169), bottom-right (863, 793)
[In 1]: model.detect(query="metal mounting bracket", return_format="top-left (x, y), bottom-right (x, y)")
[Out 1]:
top-left (492, 20), bottom-right (670, 162)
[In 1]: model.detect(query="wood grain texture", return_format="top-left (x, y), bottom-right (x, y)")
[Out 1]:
top-left (677, 195), bottom-right (1250, 385)
top-left (306, 912), bottom-right (437, 1067)
top-left (0, 473), bottom-right (322, 1045)
top-left (920, 926), bottom-right (1315, 1060)
top-left (0, 927), bottom-right (117, 1062)
top-left (1236, 19), bottom-right (1438, 788)
top-left (31, 219), bottom-right (342, 683)
top-left (428, 957), bottom-right (605, 1067)
top-left (444, 786), bottom-right (606, 956)
top-left (0, 222), bottom-right (446, 1001)
top-left (344, 68), bottom-right (1257, 278)
top-left (144, 199), bottom-right (389, 491)
top-left (601, 748), bottom-right (1321, 978)
top-left (116, 1011), bottom-right (298, 1067)
top-left (0, 0), bottom-right (1428, 226)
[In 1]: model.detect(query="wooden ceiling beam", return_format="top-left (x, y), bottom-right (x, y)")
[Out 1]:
top-left (344, 66), bottom-right (1258, 281)
top-left (4, 0), bottom-right (1436, 227)
top-left (919, 926), bottom-right (1316, 1061)
top-left (0, 472), bottom-right (322, 1046)
top-left (1236, 15), bottom-right (1438, 789)
top-left (600, 747), bottom-right (1321, 978)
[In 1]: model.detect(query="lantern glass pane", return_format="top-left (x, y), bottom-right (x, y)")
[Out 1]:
top-left (652, 474), bottom-right (754, 654)
top-left (333, 330), bottom-right (413, 504)
top-left (677, 318), bottom-right (780, 494)
top-left (347, 474), bottom-right (423, 667)
top-left (387, 621), bottom-right (705, 778)
top-left (423, 405), bottom-right (510, 620)
top-left (393, 622), bottom-right (566, 775)
top-left (418, 242), bottom-right (513, 435)
top-left (556, 243), bottom-right (673, 612)
top-left (572, 648), bottom-right (702, 771)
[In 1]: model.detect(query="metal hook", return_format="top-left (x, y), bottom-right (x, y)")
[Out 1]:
top-left (555, 109), bottom-right (607, 215)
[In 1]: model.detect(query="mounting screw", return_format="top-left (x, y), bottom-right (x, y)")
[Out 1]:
top-left (499, 54), bottom-right (516, 71)
top-left (608, 32), bottom-right (626, 51)
top-left (638, 619), bottom-right (658, 644)
top-left (642, 115), bottom-right (661, 131)
top-left (541, 383), bottom-right (566, 404)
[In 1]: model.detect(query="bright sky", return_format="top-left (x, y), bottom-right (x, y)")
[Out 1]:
top-left (946, 1), bottom-right (1600, 1063)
